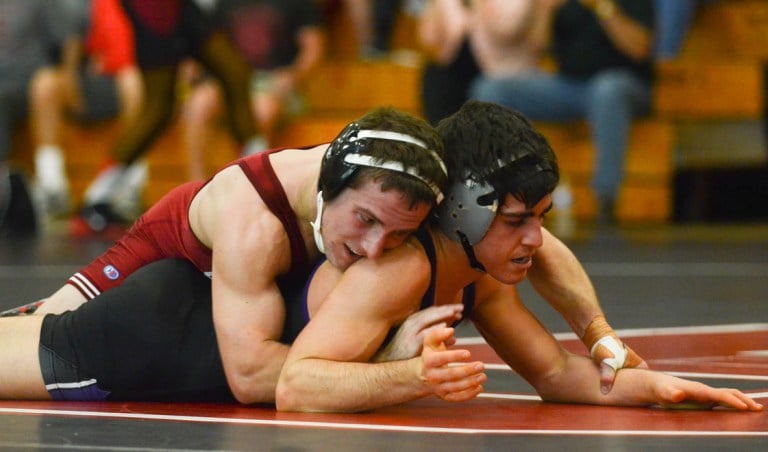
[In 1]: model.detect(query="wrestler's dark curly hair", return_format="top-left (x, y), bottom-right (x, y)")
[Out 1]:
top-left (436, 100), bottom-right (559, 209)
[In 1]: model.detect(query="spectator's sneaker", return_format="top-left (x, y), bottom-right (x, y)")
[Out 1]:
top-left (241, 135), bottom-right (269, 157)
top-left (35, 146), bottom-right (71, 217)
top-left (109, 161), bottom-right (148, 221)
top-left (595, 195), bottom-right (617, 227)
top-left (37, 185), bottom-right (71, 218)
top-left (69, 202), bottom-right (131, 239)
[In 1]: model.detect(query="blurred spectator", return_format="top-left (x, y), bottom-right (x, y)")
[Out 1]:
top-left (29, 0), bottom-right (143, 219)
top-left (417, 0), bottom-right (478, 125)
top-left (340, 0), bottom-right (375, 58)
top-left (653, 0), bottom-right (716, 61)
top-left (72, 0), bottom-right (259, 236)
top-left (182, 0), bottom-right (325, 180)
top-left (418, 0), bottom-right (552, 125)
top-left (470, 0), bottom-right (655, 224)
top-left (367, 0), bottom-right (402, 58)
top-left (0, 0), bottom-right (77, 234)
top-left (340, 0), bottom-right (426, 59)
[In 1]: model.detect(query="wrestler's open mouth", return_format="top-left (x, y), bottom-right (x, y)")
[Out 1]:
top-left (346, 245), bottom-right (362, 258)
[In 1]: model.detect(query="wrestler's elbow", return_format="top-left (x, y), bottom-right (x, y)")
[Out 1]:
top-left (275, 365), bottom-right (305, 411)
top-left (527, 353), bottom-right (572, 402)
top-left (228, 377), bottom-right (274, 405)
top-left (226, 365), bottom-right (278, 405)
top-left (221, 339), bottom-right (289, 404)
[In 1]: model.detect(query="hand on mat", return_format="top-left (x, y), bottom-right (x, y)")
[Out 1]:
top-left (373, 304), bottom-right (464, 362)
top-left (582, 315), bottom-right (648, 394)
top-left (419, 326), bottom-right (486, 402)
top-left (651, 373), bottom-right (764, 411)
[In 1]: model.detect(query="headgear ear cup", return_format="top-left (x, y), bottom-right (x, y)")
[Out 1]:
top-left (319, 122), bottom-right (364, 201)
top-left (437, 178), bottom-right (497, 246)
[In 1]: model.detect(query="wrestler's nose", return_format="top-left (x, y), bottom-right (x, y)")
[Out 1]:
top-left (360, 230), bottom-right (386, 258)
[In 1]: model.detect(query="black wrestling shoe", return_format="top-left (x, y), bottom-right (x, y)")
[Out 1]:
top-left (0, 300), bottom-right (45, 317)
top-left (69, 202), bottom-right (131, 239)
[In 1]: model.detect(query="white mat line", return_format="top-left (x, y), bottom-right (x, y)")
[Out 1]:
top-left (0, 407), bottom-right (766, 436)
top-left (583, 262), bottom-right (768, 277)
top-left (456, 323), bottom-right (768, 345)
top-left (480, 391), bottom-right (768, 401)
top-left (483, 363), bottom-right (768, 381)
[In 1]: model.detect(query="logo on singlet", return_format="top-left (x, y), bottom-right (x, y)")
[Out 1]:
top-left (103, 265), bottom-right (120, 280)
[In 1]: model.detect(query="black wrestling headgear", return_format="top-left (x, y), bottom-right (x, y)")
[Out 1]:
top-left (318, 122), bottom-right (446, 203)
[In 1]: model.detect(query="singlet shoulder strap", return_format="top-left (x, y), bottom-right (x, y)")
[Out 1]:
top-left (237, 149), bottom-right (309, 275)
top-left (460, 283), bottom-right (476, 325)
top-left (415, 228), bottom-right (437, 311)
top-left (415, 228), bottom-right (474, 325)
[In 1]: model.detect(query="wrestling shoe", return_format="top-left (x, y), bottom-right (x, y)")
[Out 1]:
top-left (0, 300), bottom-right (45, 317)
top-left (69, 202), bottom-right (131, 239)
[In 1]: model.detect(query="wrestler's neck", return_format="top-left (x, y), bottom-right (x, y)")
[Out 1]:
top-left (269, 144), bottom-right (327, 224)
top-left (429, 227), bottom-right (485, 290)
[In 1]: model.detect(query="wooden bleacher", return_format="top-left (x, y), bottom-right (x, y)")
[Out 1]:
top-left (654, 0), bottom-right (767, 121)
top-left (10, 1), bottom-right (766, 223)
top-left (653, 0), bottom-right (768, 220)
top-left (536, 120), bottom-right (673, 222)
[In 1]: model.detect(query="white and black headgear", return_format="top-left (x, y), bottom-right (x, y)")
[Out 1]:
top-left (312, 122), bottom-right (447, 253)
top-left (436, 150), bottom-right (554, 271)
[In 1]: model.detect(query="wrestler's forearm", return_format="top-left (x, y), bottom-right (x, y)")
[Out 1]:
top-left (528, 229), bottom-right (603, 337)
top-left (33, 285), bottom-right (89, 316)
top-left (276, 357), bottom-right (430, 413)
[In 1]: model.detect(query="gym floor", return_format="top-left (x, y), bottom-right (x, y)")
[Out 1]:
top-left (1, 222), bottom-right (766, 451)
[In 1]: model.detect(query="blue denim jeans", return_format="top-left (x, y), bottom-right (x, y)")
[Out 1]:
top-left (470, 69), bottom-right (652, 200)
top-left (654, 0), bottom-right (717, 60)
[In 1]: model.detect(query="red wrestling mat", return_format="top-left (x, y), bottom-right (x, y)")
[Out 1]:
top-left (464, 322), bottom-right (768, 376)
top-left (1, 324), bottom-right (766, 437)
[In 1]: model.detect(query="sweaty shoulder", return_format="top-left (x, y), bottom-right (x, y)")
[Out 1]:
top-left (191, 165), bottom-right (282, 253)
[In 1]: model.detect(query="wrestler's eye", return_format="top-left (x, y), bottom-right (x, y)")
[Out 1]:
top-left (358, 213), bottom-right (374, 225)
top-left (504, 217), bottom-right (526, 228)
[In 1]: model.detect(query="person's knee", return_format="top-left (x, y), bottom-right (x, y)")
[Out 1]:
top-left (115, 68), bottom-right (143, 120)
top-left (589, 71), bottom-right (651, 117)
top-left (29, 68), bottom-right (63, 107)
top-left (591, 71), bottom-right (628, 96)
top-left (468, 77), bottom-right (498, 103)
top-left (185, 83), bottom-right (224, 126)
top-left (587, 72), bottom-right (636, 111)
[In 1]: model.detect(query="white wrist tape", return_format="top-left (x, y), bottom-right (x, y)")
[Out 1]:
top-left (590, 336), bottom-right (627, 371)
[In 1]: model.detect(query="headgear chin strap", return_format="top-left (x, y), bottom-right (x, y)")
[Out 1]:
top-left (319, 122), bottom-right (446, 203)
top-left (311, 191), bottom-right (325, 254)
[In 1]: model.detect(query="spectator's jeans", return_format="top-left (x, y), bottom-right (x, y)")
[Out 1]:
top-left (470, 69), bottom-right (652, 201)
top-left (654, 0), bottom-right (717, 60)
